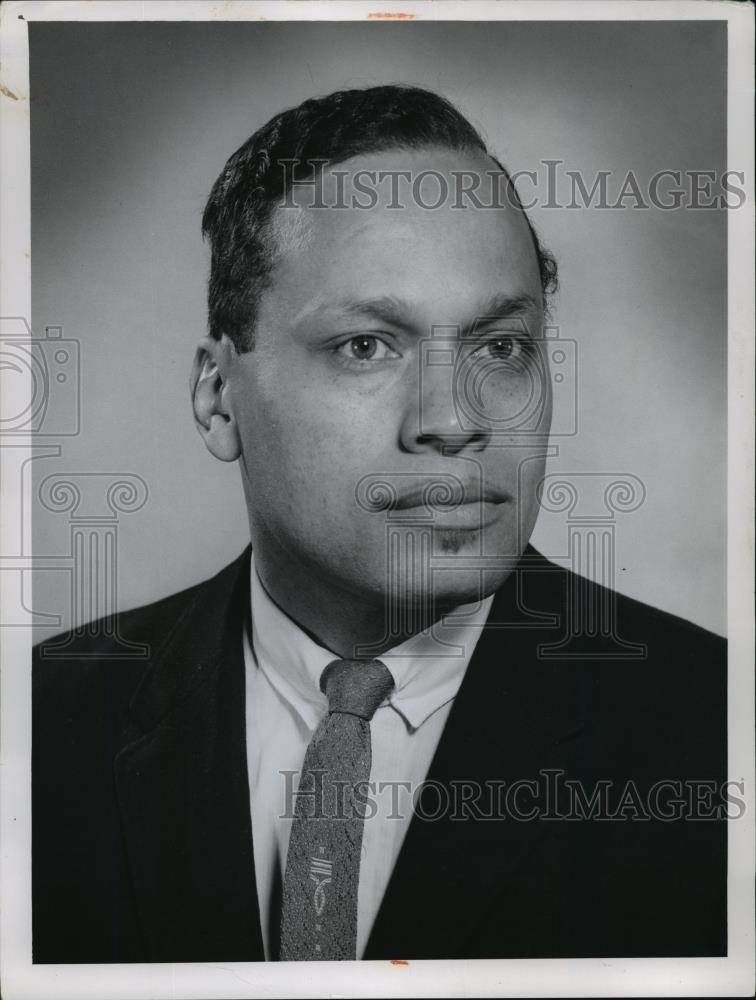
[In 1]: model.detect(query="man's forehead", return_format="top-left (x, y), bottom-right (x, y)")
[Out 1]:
top-left (285, 145), bottom-right (509, 209)
top-left (270, 145), bottom-right (539, 278)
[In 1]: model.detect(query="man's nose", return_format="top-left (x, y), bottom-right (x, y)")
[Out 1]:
top-left (398, 353), bottom-right (491, 455)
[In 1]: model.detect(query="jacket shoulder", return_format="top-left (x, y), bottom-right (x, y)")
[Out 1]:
top-left (514, 552), bottom-right (726, 739)
top-left (608, 579), bottom-right (725, 649)
top-left (524, 557), bottom-right (727, 769)
top-left (524, 550), bottom-right (725, 650)
top-left (32, 549), bottom-right (250, 706)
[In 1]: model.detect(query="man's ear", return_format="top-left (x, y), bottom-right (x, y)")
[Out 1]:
top-left (190, 335), bottom-right (241, 462)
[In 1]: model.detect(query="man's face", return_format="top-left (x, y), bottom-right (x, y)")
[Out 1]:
top-left (224, 147), bottom-right (551, 610)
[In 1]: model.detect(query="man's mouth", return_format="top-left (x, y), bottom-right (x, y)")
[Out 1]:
top-left (355, 474), bottom-right (513, 530)
top-left (390, 481), bottom-right (512, 511)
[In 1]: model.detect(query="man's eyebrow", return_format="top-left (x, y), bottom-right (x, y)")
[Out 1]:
top-left (473, 292), bottom-right (540, 320)
top-left (302, 291), bottom-right (539, 332)
top-left (463, 293), bottom-right (541, 338)
top-left (315, 295), bottom-right (415, 328)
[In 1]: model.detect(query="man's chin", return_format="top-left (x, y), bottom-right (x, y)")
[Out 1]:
top-left (378, 561), bottom-right (520, 618)
top-left (429, 565), bottom-right (519, 612)
top-left (359, 522), bottom-right (526, 611)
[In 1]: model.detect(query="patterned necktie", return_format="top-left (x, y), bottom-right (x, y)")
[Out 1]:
top-left (278, 658), bottom-right (395, 961)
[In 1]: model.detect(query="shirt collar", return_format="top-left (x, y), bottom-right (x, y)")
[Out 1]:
top-left (248, 554), bottom-right (493, 733)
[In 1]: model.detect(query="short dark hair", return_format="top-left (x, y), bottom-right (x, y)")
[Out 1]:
top-left (202, 85), bottom-right (558, 352)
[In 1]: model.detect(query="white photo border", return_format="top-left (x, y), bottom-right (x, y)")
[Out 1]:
top-left (1, 2), bottom-right (753, 998)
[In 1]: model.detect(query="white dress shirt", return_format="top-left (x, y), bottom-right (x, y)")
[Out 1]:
top-left (243, 556), bottom-right (494, 959)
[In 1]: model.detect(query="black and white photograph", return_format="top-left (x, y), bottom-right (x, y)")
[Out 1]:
top-left (0, 2), bottom-right (753, 998)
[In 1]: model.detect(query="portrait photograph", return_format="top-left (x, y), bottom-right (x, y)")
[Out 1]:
top-left (0, 2), bottom-right (753, 998)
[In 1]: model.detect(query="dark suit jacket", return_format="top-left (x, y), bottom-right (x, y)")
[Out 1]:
top-left (32, 546), bottom-right (727, 962)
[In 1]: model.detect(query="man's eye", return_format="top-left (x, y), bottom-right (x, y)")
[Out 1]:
top-left (336, 335), bottom-right (399, 363)
top-left (472, 334), bottom-right (527, 362)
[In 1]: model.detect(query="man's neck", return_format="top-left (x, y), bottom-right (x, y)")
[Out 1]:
top-left (250, 535), bottom-right (453, 660)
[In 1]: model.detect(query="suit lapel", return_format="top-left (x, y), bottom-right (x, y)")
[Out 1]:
top-left (114, 548), bottom-right (265, 962)
top-left (365, 551), bottom-right (585, 959)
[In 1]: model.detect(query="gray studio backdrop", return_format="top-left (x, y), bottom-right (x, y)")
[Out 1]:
top-left (29, 20), bottom-right (727, 639)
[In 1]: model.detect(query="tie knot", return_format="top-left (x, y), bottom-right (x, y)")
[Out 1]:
top-left (319, 658), bottom-right (394, 721)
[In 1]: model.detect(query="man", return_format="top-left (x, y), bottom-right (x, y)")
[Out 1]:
top-left (32, 86), bottom-right (727, 963)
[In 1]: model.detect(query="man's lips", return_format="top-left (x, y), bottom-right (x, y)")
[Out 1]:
top-left (388, 483), bottom-right (512, 510)
top-left (355, 475), bottom-right (513, 524)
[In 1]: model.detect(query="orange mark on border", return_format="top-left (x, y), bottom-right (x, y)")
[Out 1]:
top-left (390, 958), bottom-right (410, 965)
top-left (368, 12), bottom-right (416, 18)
